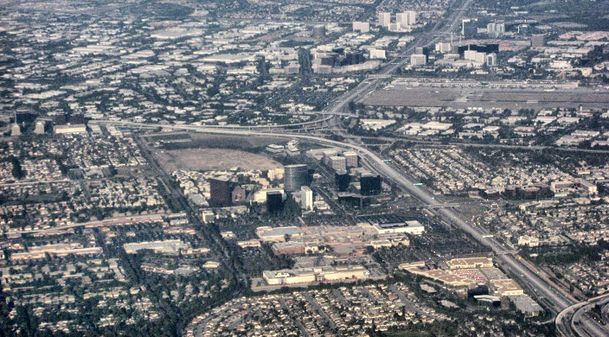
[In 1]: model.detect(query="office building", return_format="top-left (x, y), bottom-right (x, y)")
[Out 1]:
top-left (301, 186), bottom-right (313, 211)
top-left (328, 156), bottom-right (347, 172)
top-left (343, 151), bottom-right (359, 168)
top-left (34, 121), bottom-right (46, 134)
top-left (284, 164), bottom-right (309, 192)
top-left (435, 42), bottom-right (453, 54)
top-left (210, 178), bottom-right (233, 207)
top-left (10, 123), bottom-right (21, 137)
top-left (378, 12), bottom-right (391, 28)
top-left (464, 50), bottom-right (487, 64)
top-left (487, 22), bottom-right (505, 37)
top-left (54, 124), bottom-right (87, 134)
top-left (486, 53), bottom-right (497, 66)
top-left (458, 44), bottom-right (499, 55)
top-left (397, 11), bottom-right (416, 28)
top-left (352, 21), bottom-right (370, 33)
top-left (335, 171), bottom-right (351, 192)
top-left (266, 191), bottom-right (284, 214)
top-left (410, 53), bottom-right (427, 66)
top-left (360, 174), bottom-right (382, 196)
top-left (369, 48), bottom-right (386, 60)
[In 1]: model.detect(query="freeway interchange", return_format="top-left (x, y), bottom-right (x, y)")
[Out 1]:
top-left (101, 120), bottom-right (609, 337)
top-left (98, 0), bottom-right (608, 335)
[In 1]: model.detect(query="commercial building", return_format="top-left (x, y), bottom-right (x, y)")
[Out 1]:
top-left (461, 18), bottom-right (478, 37)
top-left (487, 22), bottom-right (505, 37)
top-left (378, 12), bottom-right (391, 28)
top-left (446, 257), bottom-right (494, 270)
top-left (360, 174), bottom-right (382, 196)
top-left (485, 53), bottom-right (497, 66)
top-left (369, 48), bottom-right (386, 60)
top-left (34, 121), bottom-right (46, 134)
top-left (266, 190), bottom-right (284, 214)
top-left (10, 123), bottom-right (21, 136)
top-left (328, 156), bottom-right (347, 172)
top-left (510, 295), bottom-right (543, 316)
top-left (435, 42), bottom-right (453, 54)
top-left (301, 186), bottom-right (313, 211)
top-left (335, 171), bottom-right (351, 192)
top-left (490, 279), bottom-right (524, 296)
top-left (464, 50), bottom-right (487, 65)
top-left (369, 220), bottom-right (425, 236)
top-left (410, 53), bottom-right (427, 66)
top-left (352, 21), bottom-right (370, 33)
top-left (262, 265), bottom-right (369, 286)
top-left (209, 177), bottom-right (233, 207)
top-left (343, 151), bottom-right (359, 168)
top-left (54, 124), bottom-right (87, 135)
top-left (123, 240), bottom-right (190, 255)
top-left (256, 226), bottom-right (302, 242)
top-left (284, 164), bottom-right (309, 192)
top-left (397, 11), bottom-right (416, 28)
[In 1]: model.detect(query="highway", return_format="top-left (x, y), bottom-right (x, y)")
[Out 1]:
top-left (325, 0), bottom-right (475, 115)
top-left (102, 120), bottom-right (609, 337)
top-left (97, 1), bottom-right (609, 336)
top-left (337, 134), bottom-right (609, 155)
top-left (556, 293), bottom-right (609, 337)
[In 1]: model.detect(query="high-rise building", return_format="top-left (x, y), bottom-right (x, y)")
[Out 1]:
top-left (301, 186), bottom-right (313, 211)
top-left (284, 164), bottom-right (309, 192)
top-left (209, 178), bottom-right (233, 207)
top-left (487, 22), bottom-right (505, 37)
top-left (10, 123), bottom-right (21, 137)
top-left (486, 53), bottom-right (497, 66)
top-left (378, 12), bottom-right (391, 28)
top-left (335, 171), bottom-right (351, 192)
top-left (397, 11), bottom-right (416, 28)
top-left (435, 42), bottom-right (453, 54)
top-left (369, 48), bottom-right (386, 60)
top-left (352, 21), bottom-right (370, 33)
top-left (410, 53), bottom-right (427, 66)
top-left (34, 121), bottom-right (46, 135)
top-left (266, 191), bottom-right (284, 214)
top-left (328, 156), bottom-right (347, 172)
top-left (343, 151), bottom-right (359, 168)
top-left (360, 174), bottom-right (382, 196)
top-left (464, 50), bottom-right (487, 64)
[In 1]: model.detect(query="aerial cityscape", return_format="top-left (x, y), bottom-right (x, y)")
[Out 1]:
top-left (0, 0), bottom-right (608, 336)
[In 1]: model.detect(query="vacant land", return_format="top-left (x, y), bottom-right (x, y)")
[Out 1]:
top-left (155, 148), bottom-right (282, 172)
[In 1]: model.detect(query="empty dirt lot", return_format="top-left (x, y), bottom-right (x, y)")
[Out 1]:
top-left (154, 148), bottom-right (283, 172)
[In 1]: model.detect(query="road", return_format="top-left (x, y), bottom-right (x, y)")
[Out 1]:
top-left (114, 122), bottom-right (609, 337)
top-left (103, 122), bottom-right (579, 312)
top-left (133, 134), bottom-right (250, 289)
top-left (325, 0), bottom-right (475, 115)
top-left (337, 134), bottom-right (609, 155)
top-left (556, 293), bottom-right (609, 337)
top-left (97, 1), bottom-right (608, 336)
